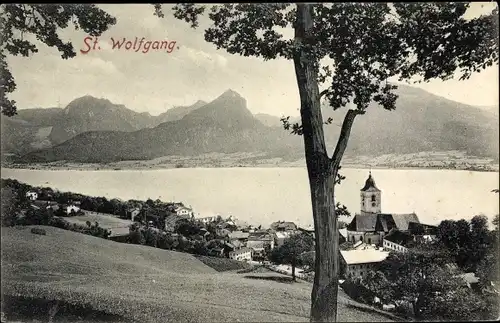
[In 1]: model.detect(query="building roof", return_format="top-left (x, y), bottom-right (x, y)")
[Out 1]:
top-left (175, 205), bottom-right (192, 212)
top-left (457, 272), bottom-right (479, 285)
top-left (109, 226), bottom-right (131, 238)
top-left (248, 233), bottom-right (273, 241)
top-left (230, 239), bottom-right (243, 249)
top-left (384, 229), bottom-right (414, 247)
top-left (247, 241), bottom-right (265, 249)
top-left (340, 249), bottom-right (390, 265)
top-left (391, 213), bottom-right (419, 231)
top-left (360, 172), bottom-right (380, 192)
top-left (229, 231), bottom-right (249, 240)
top-left (275, 231), bottom-right (291, 239)
top-left (339, 228), bottom-right (348, 239)
top-left (408, 221), bottom-right (438, 235)
top-left (270, 221), bottom-right (297, 231)
top-left (347, 213), bottom-right (420, 232)
top-left (347, 214), bottom-right (378, 232)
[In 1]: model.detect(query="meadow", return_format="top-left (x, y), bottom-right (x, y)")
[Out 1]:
top-left (1, 226), bottom-right (396, 322)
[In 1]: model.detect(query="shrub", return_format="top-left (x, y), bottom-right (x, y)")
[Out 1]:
top-left (31, 228), bottom-right (46, 235)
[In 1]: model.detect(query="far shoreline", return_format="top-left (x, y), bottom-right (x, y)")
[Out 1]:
top-left (1, 163), bottom-right (499, 173)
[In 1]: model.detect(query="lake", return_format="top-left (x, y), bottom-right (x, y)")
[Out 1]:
top-left (2, 167), bottom-right (499, 228)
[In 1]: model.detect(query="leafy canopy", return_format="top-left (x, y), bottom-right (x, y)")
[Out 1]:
top-left (0, 4), bottom-right (116, 116)
top-left (157, 3), bottom-right (498, 121)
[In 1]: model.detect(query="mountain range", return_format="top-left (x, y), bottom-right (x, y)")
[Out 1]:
top-left (1, 85), bottom-right (498, 164)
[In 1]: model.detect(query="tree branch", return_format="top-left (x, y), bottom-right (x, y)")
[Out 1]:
top-left (319, 89), bottom-right (328, 99)
top-left (330, 109), bottom-right (365, 170)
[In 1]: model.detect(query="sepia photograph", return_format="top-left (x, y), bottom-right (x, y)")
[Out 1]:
top-left (1, 2), bottom-right (499, 322)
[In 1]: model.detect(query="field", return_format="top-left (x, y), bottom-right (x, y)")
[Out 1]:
top-left (64, 211), bottom-right (134, 228)
top-left (1, 226), bottom-right (396, 322)
top-left (63, 211), bottom-right (133, 237)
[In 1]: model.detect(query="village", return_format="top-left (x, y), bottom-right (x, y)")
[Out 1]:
top-left (17, 173), bottom-right (485, 288)
top-left (2, 169), bottom-right (499, 320)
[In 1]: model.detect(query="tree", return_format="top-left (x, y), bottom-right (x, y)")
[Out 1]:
top-left (298, 250), bottom-right (315, 271)
top-left (378, 248), bottom-right (486, 320)
top-left (0, 4), bottom-right (116, 116)
top-left (360, 270), bottom-right (393, 304)
top-left (269, 231), bottom-right (314, 281)
top-left (153, 3), bottom-right (498, 321)
top-left (436, 216), bottom-right (493, 272)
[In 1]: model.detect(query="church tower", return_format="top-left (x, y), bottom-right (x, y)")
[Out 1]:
top-left (360, 171), bottom-right (381, 214)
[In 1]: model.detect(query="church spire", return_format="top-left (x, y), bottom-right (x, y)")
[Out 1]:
top-left (361, 172), bottom-right (380, 192)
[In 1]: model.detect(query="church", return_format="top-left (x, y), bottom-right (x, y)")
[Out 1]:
top-left (346, 172), bottom-right (420, 246)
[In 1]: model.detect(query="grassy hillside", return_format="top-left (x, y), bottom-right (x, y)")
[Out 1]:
top-left (1, 226), bottom-right (395, 322)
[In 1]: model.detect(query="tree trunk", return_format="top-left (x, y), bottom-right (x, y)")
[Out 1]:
top-left (293, 4), bottom-right (339, 322)
top-left (292, 257), bottom-right (297, 282)
top-left (293, 4), bottom-right (362, 322)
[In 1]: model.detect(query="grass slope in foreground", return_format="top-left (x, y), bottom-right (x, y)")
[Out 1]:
top-left (1, 226), bottom-right (395, 322)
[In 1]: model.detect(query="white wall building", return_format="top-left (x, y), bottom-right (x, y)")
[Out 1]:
top-left (229, 247), bottom-right (252, 262)
top-left (26, 191), bottom-right (38, 201)
top-left (340, 249), bottom-right (390, 278)
top-left (382, 239), bottom-right (409, 253)
top-left (175, 206), bottom-right (193, 217)
top-left (66, 204), bottom-right (80, 214)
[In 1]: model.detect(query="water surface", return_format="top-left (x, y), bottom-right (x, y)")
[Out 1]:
top-left (2, 167), bottom-right (498, 227)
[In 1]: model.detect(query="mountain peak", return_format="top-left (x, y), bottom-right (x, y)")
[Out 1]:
top-left (219, 89), bottom-right (243, 99)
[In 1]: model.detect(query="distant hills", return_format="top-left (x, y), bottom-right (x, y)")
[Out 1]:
top-left (2, 85), bottom-right (498, 164)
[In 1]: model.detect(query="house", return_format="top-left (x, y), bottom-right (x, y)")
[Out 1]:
top-left (408, 222), bottom-right (438, 243)
top-left (382, 229), bottom-right (415, 253)
top-left (32, 200), bottom-right (59, 211)
top-left (216, 228), bottom-right (231, 238)
top-left (346, 172), bottom-right (420, 245)
top-left (228, 247), bottom-right (253, 262)
top-left (408, 222), bottom-right (438, 236)
top-left (228, 230), bottom-right (250, 242)
top-left (247, 241), bottom-right (266, 259)
top-left (127, 208), bottom-right (141, 221)
top-left (175, 205), bottom-right (194, 218)
top-left (108, 227), bottom-right (131, 243)
top-left (208, 248), bottom-right (224, 257)
top-left (65, 204), bottom-right (80, 215)
top-left (198, 215), bottom-right (219, 224)
top-left (270, 221), bottom-right (297, 232)
top-left (229, 239), bottom-right (244, 249)
top-left (339, 228), bottom-right (348, 242)
top-left (340, 249), bottom-right (390, 279)
top-left (456, 272), bottom-right (480, 291)
top-left (274, 231), bottom-right (292, 247)
top-left (26, 191), bottom-right (38, 200)
top-left (248, 232), bottom-right (275, 250)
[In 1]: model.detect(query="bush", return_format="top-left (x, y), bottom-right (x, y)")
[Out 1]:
top-left (30, 228), bottom-right (46, 235)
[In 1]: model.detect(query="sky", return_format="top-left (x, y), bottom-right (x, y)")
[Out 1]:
top-left (6, 2), bottom-right (499, 117)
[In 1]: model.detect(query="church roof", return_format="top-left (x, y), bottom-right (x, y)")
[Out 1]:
top-left (361, 172), bottom-right (380, 192)
top-left (347, 213), bottom-right (420, 232)
top-left (347, 214), bottom-right (378, 231)
top-left (391, 213), bottom-right (419, 231)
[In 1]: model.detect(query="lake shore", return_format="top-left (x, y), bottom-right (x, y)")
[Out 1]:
top-left (3, 151), bottom-right (499, 172)
top-left (2, 162), bottom-right (498, 173)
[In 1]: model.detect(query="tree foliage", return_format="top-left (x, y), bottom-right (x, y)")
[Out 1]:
top-left (437, 215), bottom-right (493, 272)
top-left (377, 248), bottom-right (487, 320)
top-left (0, 4), bottom-right (116, 116)
top-left (270, 231), bottom-right (314, 281)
